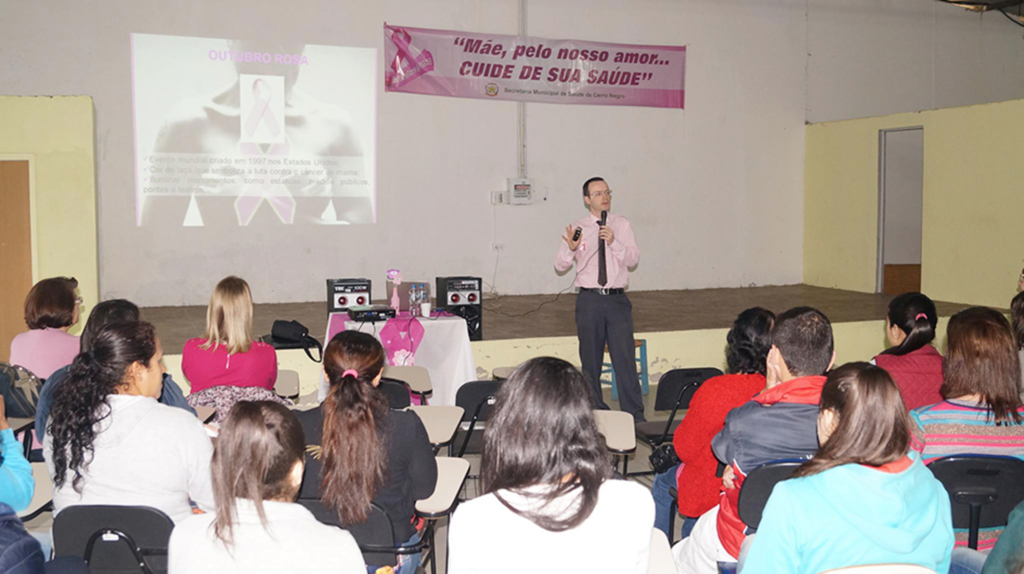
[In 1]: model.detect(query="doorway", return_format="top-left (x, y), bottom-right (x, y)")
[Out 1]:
top-left (0, 160), bottom-right (33, 362)
top-left (877, 128), bottom-right (924, 295)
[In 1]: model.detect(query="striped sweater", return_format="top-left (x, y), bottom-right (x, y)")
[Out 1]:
top-left (911, 399), bottom-right (1024, 551)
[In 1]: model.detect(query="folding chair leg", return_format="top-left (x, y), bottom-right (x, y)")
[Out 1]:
top-left (428, 523), bottom-right (437, 573)
top-left (669, 499), bottom-right (677, 545)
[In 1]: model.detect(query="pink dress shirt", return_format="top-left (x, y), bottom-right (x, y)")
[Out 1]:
top-left (9, 328), bottom-right (80, 379)
top-left (181, 338), bottom-right (278, 395)
top-left (554, 212), bottom-right (640, 289)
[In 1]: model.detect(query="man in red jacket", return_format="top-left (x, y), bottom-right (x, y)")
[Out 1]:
top-left (673, 307), bottom-right (834, 574)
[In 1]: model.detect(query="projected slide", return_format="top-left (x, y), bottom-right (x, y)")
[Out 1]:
top-left (131, 34), bottom-right (376, 227)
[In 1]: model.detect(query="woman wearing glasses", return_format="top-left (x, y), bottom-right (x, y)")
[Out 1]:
top-left (9, 276), bottom-right (83, 380)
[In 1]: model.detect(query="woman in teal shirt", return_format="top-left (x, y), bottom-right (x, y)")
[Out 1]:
top-left (740, 363), bottom-right (952, 574)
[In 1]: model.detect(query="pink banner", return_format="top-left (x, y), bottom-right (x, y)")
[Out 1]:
top-left (384, 24), bottom-right (685, 109)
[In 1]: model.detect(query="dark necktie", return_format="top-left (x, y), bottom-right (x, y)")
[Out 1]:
top-left (597, 221), bottom-right (607, 286)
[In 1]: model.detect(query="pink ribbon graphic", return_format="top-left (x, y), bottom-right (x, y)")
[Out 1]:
top-left (243, 78), bottom-right (281, 138)
top-left (387, 28), bottom-right (434, 89)
top-left (234, 77), bottom-right (296, 225)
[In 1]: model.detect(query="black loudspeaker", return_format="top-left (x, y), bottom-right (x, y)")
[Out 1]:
top-left (436, 276), bottom-right (482, 341)
top-left (327, 278), bottom-right (372, 313)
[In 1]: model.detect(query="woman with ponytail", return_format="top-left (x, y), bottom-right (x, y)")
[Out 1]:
top-left (45, 321), bottom-right (214, 523)
top-left (872, 292), bottom-right (944, 409)
top-left (169, 402), bottom-right (364, 573)
top-left (296, 331), bottom-right (436, 574)
top-left (740, 363), bottom-right (952, 574)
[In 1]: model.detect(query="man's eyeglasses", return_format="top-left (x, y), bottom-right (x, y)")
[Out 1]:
top-left (588, 189), bottom-right (613, 198)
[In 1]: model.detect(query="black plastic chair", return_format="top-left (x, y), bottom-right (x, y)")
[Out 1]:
top-left (928, 454), bottom-right (1024, 550)
top-left (633, 368), bottom-right (722, 476)
top-left (298, 499), bottom-right (429, 571)
top-left (52, 505), bottom-right (174, 574)
top-left (379, 378), bottom-right (412, 410)
top-left (453, 380), bottom-right (502, 459)
top-left (736, 459), bottom-right (803, 532)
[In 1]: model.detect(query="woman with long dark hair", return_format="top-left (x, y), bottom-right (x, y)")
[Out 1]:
top-left (740, 363), bottom-right (952, 574)
top-left (45, 321), bottom-right (214, 523)
top-left (296, 331), bottom-right (436, 574)
top-left (36, 299), bottom-right (195, 442)
top-left (872, 292), bottom-right (943, 409)
top-left (169, 402), bottom-right (364, 573)
top-left (447, 357), bottom-right (654, 574)
top-left (912, 307), bottom-right (1024, 551)
top-left (651, 307), bottom-right (774, 539)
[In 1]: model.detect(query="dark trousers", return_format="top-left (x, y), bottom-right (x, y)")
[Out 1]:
top-left (575, 290), bottom-right (645, 420)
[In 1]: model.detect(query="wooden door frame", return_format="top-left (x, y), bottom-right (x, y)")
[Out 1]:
top-left (0, 154), bottom-right (38, 282)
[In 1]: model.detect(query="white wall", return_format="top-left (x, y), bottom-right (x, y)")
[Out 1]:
top-left (1, 0), bottom-right (808, 305)
top-left (3, 0), bottom-right (1023, 306)
top-left (807, 0), bottom-right (1024, 123)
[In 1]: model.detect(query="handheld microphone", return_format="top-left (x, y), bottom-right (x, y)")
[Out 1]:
top-left (600, 210), bottom-right (607, 226)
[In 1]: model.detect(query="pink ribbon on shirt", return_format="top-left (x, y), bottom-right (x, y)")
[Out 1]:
top-left (386, 28), bottom-right (434, 89)
top-left (234, 78), bottom-right (296, 225)
top-left (243, 78), bottom-right (282, 138)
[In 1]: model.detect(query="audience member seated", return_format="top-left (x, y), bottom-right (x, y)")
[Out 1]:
top-left (447, 357), bottom-right (654, 574)
top-left (169, 401), bottom-right (364, 574)
top-left (911, 306), bottom-right (1024, 551)
top-left (740, 362), bottom-right (953, 573)
top-left (651, 307), bottom-right (774, 539)
top-left (9, 277), bottom-right (81, 380)
top-left (1011, 291), bottom-right (1024, 391)
top-left (296, 331), bottom-right (436, 574)
top-left (183, 276), bottom-right (284, 422)
top-left (36, 299), bottom-right (194, 443)
top-left (0, 396), bottom-right (32, 514)
top-left (45, 321), bottom-right (214, 524)
top-left (872, 292), bottom-right (943, 410)
top-left (674, 307), bottom-right (834, 574)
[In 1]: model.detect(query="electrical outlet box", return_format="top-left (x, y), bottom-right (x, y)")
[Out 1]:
top-left (507, 178), bottom-right (535, 205)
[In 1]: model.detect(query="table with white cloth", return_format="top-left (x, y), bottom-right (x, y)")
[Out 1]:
top-left (321, 312), bottom-right (477, 406)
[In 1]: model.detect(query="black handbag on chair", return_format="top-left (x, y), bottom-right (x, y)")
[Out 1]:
top-left (267, 320), bottom-right (323, 363)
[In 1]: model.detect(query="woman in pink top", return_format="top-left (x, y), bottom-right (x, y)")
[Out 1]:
top-left (9, 276), bottom-right (82, 379)
top-left (182, 276), bottom-right (282, 421)
top-left (872, 292), bottom-right (944, 410)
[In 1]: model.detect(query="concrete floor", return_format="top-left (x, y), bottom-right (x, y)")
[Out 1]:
top-left (141, 284), bottom-right (979, 352)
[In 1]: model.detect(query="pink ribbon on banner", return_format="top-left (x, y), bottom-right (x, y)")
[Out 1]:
top-left (387, 28), bottom-right (434, 88)
top-left (243, 79), bottom-right (281, 138)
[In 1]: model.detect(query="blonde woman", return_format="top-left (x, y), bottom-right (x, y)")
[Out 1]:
top-left (182, 277), bottom-right (284, 421)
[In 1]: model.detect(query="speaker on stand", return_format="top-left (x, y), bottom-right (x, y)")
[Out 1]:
top-left (435, 276), bottom-right (483, 341)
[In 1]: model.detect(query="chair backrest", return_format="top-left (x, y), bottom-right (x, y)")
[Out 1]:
top-left (297, 499), bottom-right (397, 567)
top-left (52, 505), bottom-right (174, 574)
top-left (382, 365), bottom-right (432, 394)
top-left (273, 369), bottom-right (300, 399)
top-left (653, 368), bottom-right (723, 412)
top-left (736, 460), bottom-right (803, 531)
top-left (455, 380), bottom-right (502, 423)
top-left (820, 565), bottom-right (937, 573)
top-left (379, 378), bottom-right (412, 410)
top-left (648, 529), bottom-right (675, 574)
top-left (927, 454), bottom-right (1024, 549)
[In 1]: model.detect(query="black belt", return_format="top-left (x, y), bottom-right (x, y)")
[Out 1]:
top-left (580, 287), bottom-right (625, 295)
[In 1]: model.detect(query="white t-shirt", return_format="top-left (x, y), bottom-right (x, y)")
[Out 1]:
top-left (169, 499), bottom-right (365, 574)
top-left (46, 395), bottom-right (214, 524)
top-left (448, 479), bottom-right (654, 574)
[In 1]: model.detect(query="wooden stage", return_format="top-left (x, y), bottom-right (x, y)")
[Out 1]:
top-left (143, 284), bottom-right (977, 352)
